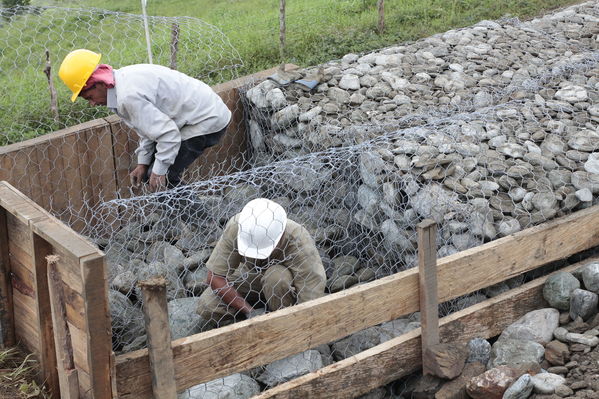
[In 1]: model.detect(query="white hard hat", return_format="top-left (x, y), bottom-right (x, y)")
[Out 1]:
top-left (237, 198), bottom-right (287, 260)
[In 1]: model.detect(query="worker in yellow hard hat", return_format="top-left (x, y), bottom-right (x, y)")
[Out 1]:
top-left (58, 49), bottom-right (232, 191)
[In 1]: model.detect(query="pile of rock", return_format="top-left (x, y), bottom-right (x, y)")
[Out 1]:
top-left (177, 259), bottom-right (599, 399)
top-left (240, 0), bottom-right (599, 271)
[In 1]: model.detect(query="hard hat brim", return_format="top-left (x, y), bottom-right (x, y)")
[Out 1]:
top-left (70, 52), bottom-right (102, 102)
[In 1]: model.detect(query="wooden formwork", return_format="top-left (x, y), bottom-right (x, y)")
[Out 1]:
top-left (0, 181), bottom-right (111, 399)
top-left (114, 203), bottom-right (599, 398)
top-left (1, 183), bottom-right (599, 398)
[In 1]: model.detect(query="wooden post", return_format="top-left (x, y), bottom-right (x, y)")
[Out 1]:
top-left (377, 0), bottom-right (385, 34)
top-left (279, 0), bottom-right (286, 69)
top-left (418, 219), bottom-right (439, 375)
top-left (31, 233), bottom-right (60, 398)
top-left (170, 22), bottom-right (179, 70)
top-left (139, 276), bottom-right (177, 398)
top-left (43, 49), bottom-right (59, 124)
top-left (0, 209), bottom-right (15, 348)
top-left (46, 255), bottom-right (80, 399)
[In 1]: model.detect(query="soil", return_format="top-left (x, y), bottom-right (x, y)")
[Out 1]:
top-left (537, 343), bottom-right (599, 399)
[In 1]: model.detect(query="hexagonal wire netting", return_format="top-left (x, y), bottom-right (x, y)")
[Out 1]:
top-left (4, 1), bottom-right (599, 397)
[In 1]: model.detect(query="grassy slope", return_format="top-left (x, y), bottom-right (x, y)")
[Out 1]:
top-left (34, 0), bottom-right (583, 72)
top-left (1, 0), bottom-right (582, 144)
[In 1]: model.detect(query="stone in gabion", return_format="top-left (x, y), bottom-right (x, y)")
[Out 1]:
top-left (543, 271), bottom-right (580, 310)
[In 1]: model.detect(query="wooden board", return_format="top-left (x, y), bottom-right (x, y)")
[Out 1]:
top-left (80, 254), bottom-right (112, 399)
top-left (31, 234), bottom-right (60, 397)
top-left (61, 133), bottom-right (85, 231)
top-left (106, 115), bottom-right (137, 200)
top-left (254, 259), bottom-right (589, 399)
top-left (115, 204), bottom-right (599, 397)
top-left (0, 209), bottom-right (15, 347)
top-left (0, 182), bottom-right (110, 399)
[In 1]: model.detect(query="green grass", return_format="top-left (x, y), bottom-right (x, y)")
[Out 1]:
top-left (0, 0), bottom-right (584, 144)
top-left (0, 347), bottom-right (49, 399)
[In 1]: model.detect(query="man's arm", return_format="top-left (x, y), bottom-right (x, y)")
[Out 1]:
top-left (206, 270), bottom-right (252, 315)
top-left (289, 226), bottom-right (327, 303)
top-left (122, 97), bottom-right (181, 176)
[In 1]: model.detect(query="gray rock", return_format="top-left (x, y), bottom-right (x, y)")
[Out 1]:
top-left (488, 338), bottom-right (545, 368)
top-left (178, 373), bottom-right (260, 399)
top-left (569, 288), bottom-right (598, 321)
top-left (503, 374), bottom-right (534, 399)
top-left (498, 308), bottom-right (559, 345)
top-left (467, 337), bottom-right (491, 364)
top-left (582, 261), bottom-right (599, 292)
top-left (530, 373), bottom-right (566, 394)
top-left (109, 290), bottom-right (145, 349)
top-left (257, 350), bottom-right (323, 386)
top-left (332, 326), bottom-right (391, 360)
top-left (168, 297), bottom-right (207, 339)
top-left (543, 272), bottom-right (580, 310)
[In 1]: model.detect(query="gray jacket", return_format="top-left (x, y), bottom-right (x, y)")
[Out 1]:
top-left (107, 64), bottom-right (231, 175)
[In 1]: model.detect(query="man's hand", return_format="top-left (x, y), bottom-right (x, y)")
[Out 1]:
top-left (130, 164), bottom-right (149, 188)
top-left (149, 172), bottom-right (166, 191)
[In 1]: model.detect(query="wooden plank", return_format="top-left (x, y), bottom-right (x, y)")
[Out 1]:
top-left (69, 321), bottom-right (91, 375)
top-left (31, 232), bottom-right (60, 398)
top-left (87, 125), bottom-right (119, 204)
top-left (61, 134), bottom-right (86, 232)
top-left (0, 208), bottom-right (15, 347)
top-left (45, 138), bottom-right (69, 216)
top-left (31, 218), bottom-right (98, 260)
top-left (139, 277), bottom-right (177, 398)
top-left (106, 116), bottom-right (137, 200)
top-left (47, 255), bottom-right (80, 399)
top-left (0, 119), bottom-right (110, 156)
top-left (12, 291), bottom-right (39, 350)
top-left (417, 219), bottom-right (439, 375)
top-left (32, 140), bottom-right (52, 212)
top-left (80, 254), bottom-right (112, 399)
top-left (254, 260), bottom-right (588, 399)
top-left (115, 204), bottom-right (599, 398)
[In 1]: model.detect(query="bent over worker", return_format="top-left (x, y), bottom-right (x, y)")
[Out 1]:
top-left (58, 49), bottom-right (231, 191)
top-left (197, 198), bottom-right (326, 328)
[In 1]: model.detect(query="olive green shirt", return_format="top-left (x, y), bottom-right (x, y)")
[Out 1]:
top-left (206, 214), bottom-right (326, 303)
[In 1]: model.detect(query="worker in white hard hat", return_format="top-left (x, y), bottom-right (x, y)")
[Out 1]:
top-left (197, 198), bottom-right (326, 328)
top-left (58, 49), bottom-right (231, 191)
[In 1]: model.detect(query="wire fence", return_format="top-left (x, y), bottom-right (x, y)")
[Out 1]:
top-left (2, 0), bottom-right (599, 397)
top-left (0, 5), bottom-right (243, 145)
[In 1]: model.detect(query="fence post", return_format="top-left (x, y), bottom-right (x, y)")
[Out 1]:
top-left (279, 0), bottom-right (286, 68)
top-left (377, 0), bottom-right (385, 34)
top-left (139, 276), bottom-right (177, 398)
top-left (417, 219), bottom-right (439, 375)
top-left (43, 49), bottom-right (59, 124)
top-left (0, 209), bottom-right (15, 348)
top-left (170, 22), bottom-right (179, 70)
top-left (46, 255), bottom-right (80, 399)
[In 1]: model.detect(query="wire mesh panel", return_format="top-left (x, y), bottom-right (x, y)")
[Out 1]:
top-left (4, 1), bottom-right (599, 397)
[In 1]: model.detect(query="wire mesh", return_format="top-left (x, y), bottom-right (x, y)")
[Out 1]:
top-left (2, 1), bottom-right (599, 397)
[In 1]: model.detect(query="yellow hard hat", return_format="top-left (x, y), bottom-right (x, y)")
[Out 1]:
top-left (58, 49), bottom-right (102, 102)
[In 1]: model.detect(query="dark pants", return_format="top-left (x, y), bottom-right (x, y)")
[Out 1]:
top-left (147, 126), bottom-right (226, 188)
